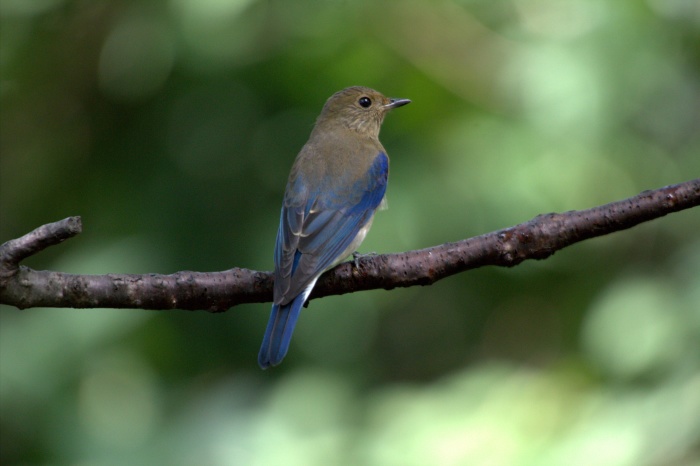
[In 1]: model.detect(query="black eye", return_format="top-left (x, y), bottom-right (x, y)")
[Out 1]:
top-left (358, 96), bottom-right (372, 108)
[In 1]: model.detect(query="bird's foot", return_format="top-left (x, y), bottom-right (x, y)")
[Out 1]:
top-left (352, 251), bottom-right (377, 269)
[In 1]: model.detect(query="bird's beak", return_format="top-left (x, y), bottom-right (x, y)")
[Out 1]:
top-left (384, 98), bottom-right (411, 110)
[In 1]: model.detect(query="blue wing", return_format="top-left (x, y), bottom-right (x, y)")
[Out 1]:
top-left (275, 151), bottom-right (388, 304)
top-left (258, 152), bottom-right (388, 368)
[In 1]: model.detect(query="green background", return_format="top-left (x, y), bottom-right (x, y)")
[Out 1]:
top-left (1, 1), bottom-right (699, 465)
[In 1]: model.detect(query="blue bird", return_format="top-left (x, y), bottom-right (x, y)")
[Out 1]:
top-left (258, 86), bottom-right (410, 368)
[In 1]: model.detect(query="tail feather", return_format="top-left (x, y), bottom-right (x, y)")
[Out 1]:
top-left (258, 294), bottom-right (306, 369)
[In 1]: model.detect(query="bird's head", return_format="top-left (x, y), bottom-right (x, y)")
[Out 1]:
top-left (315, 86), bottom-right (410, 138)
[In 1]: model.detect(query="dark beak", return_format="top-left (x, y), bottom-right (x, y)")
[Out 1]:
top-left (384, 98), bottom-right (411, 110)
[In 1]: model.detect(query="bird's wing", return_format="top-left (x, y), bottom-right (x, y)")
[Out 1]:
top-left (273, 152), bottom-right (388, 304)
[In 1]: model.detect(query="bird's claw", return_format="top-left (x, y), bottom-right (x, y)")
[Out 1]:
top-left (352, 251), bottom-right (377, 269)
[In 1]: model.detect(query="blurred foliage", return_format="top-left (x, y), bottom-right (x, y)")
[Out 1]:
top-left (1, 0), bottom-right (700, 464)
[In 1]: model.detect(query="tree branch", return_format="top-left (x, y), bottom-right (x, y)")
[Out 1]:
top-left (1, 179), bottom-right (698, 311)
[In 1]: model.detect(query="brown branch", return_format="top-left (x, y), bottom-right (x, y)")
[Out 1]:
top-left (1, 179), bottom-right (698, 311)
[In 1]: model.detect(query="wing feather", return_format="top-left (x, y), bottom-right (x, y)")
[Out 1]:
top-left (273, 152), bottom-right (388, 305)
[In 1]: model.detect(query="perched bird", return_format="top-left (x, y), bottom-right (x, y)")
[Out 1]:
top-left (258, 86), bottom-right (410, 369)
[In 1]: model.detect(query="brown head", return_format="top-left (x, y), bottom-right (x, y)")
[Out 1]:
top-left (313, 86), bottom-right (410, 138)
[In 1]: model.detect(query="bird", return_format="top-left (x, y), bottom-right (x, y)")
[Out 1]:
top-left (258, 86), bottom-right (410, 369)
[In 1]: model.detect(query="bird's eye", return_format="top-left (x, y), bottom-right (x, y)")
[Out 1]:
top-left (358, 97), bottom-right (372, 108)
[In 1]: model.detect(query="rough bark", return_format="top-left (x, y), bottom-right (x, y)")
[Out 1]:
top-left (1, 179), bottom-right (698, 312)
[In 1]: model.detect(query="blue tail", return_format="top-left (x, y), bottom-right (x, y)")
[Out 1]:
top-left (258, 293), bottom-right (306, 369)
